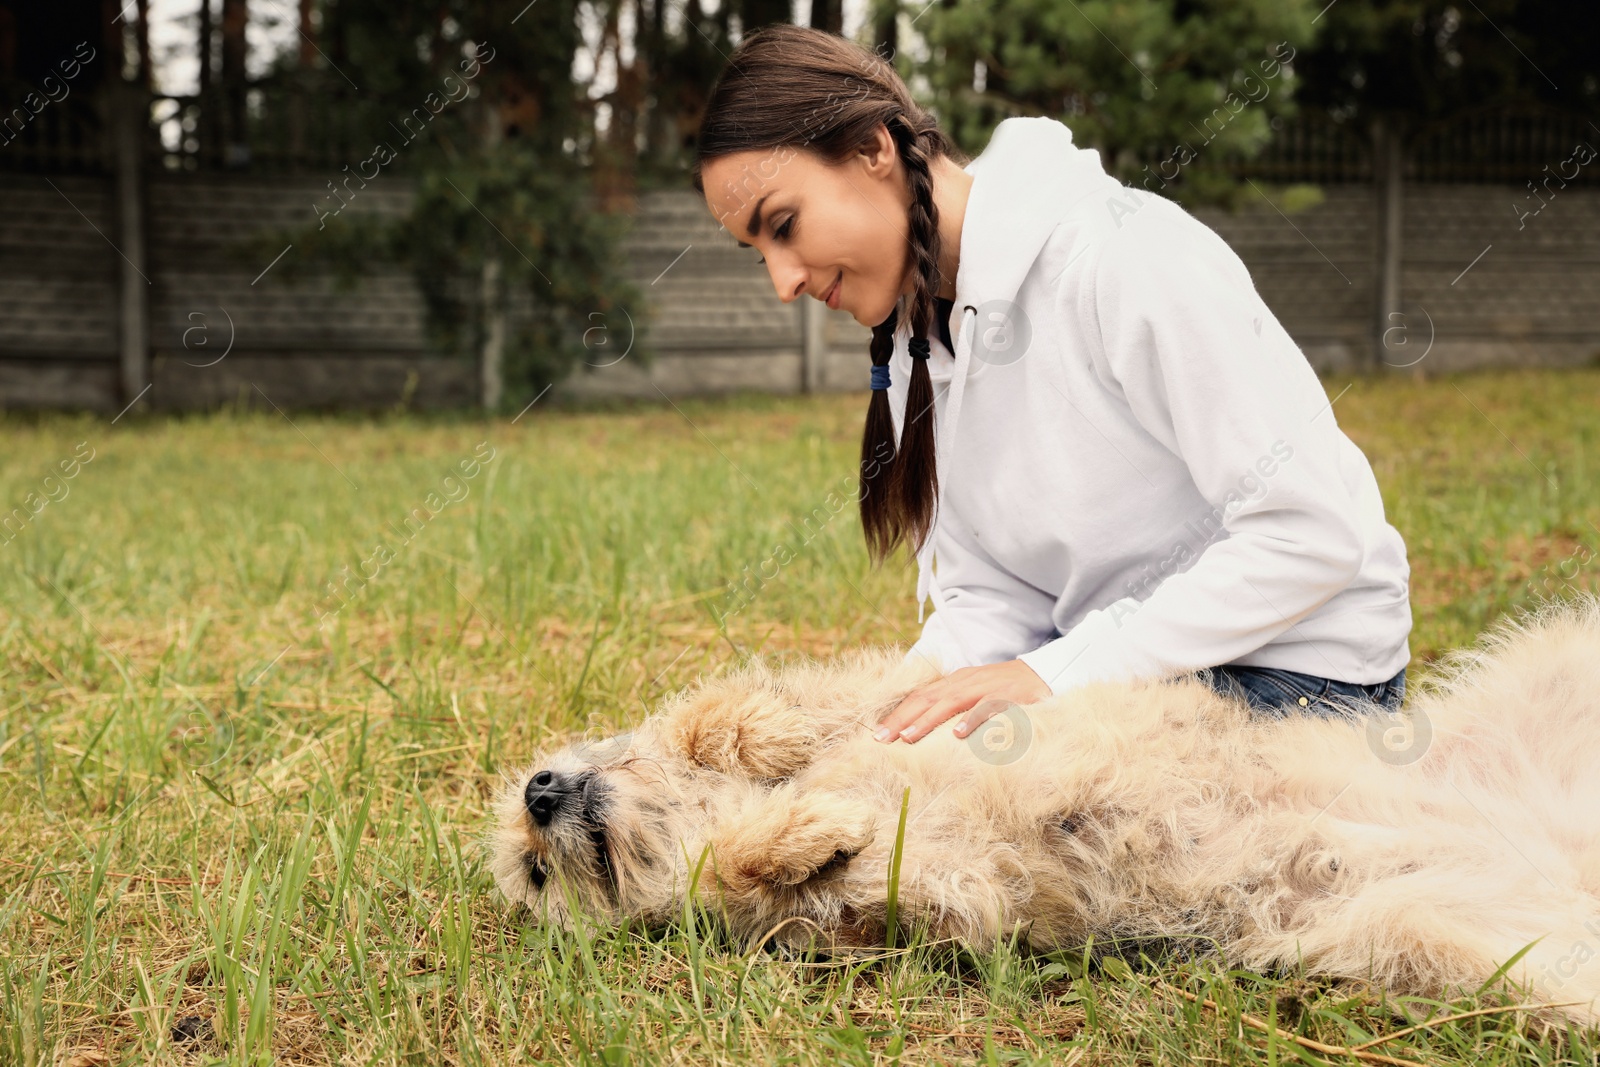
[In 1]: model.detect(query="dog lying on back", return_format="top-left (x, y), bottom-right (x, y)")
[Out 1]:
top-left (491, 598), bottom-right (1600, 1028)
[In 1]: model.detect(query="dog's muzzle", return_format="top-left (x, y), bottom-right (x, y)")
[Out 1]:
top-left (524, 769), bottom-right (575, 826)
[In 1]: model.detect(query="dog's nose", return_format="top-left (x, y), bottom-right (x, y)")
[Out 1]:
top-left (524, 769), bottom-right (572, 826)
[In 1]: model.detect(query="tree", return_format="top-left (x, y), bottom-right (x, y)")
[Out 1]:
top-left (915, 0), bottom-right (1321, 204)
top-left (1295, 0), bottom-right (1600, 130)
top-left (259, 0), bottom-right (646, 410)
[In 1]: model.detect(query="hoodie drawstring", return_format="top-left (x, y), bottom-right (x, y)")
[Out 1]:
top-left (914, 304), bottom-right (978, 627)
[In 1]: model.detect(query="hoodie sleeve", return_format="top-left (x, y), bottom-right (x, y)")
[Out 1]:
top-left (1016, 207), bottom-right (1367, 696)
top-left (903, 505), bottom-right (1059, 674)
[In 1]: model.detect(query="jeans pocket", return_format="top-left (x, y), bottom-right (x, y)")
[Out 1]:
top-left (1255, 668), bottom-right (1330, 710)
top-left (1321, 675), bottom-right (1403, 716)
top-left (1229, 667), bottom-right (1330, 717)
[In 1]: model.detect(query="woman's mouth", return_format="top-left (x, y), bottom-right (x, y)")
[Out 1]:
top-left (824, 272), bottom-right (842, 310)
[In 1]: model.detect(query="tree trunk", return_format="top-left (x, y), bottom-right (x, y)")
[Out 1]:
top-left (135, 0), bottom-right (151, 89)
top-left (606, 0), bottom-right (644, 204)
top-left (197, 0), bottom-right (213, 164)
top-left (644, 0), bottom-right (666, 164)
top-left (593, 0), bottom-right (639, 214)
top-left (809, 0), bottom-right (842, 35)
top-left (197, 0), bottom-right (213, 90)
top-left (674, 0), bottom-right (723, 151)
top-left (221, 0), bottom-right (248, 158)
top-left (873, 0), bottom-right (899, 59)
top-left (299, 0), bottom-right (317, 67)
top-left (741, 0), bottom-right (790, 33)
top-left (221, 0), bottom-right (247, 85)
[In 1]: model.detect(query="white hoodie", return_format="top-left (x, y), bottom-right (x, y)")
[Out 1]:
top-left (890, 116), bottom-right (1412, 694)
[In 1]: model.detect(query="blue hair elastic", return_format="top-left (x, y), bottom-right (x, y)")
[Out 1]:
top-left (870, 364), bottom-right (891, 390)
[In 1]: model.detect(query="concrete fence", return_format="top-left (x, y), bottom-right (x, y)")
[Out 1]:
top-left (3, 170), bottom-right (1598, 413)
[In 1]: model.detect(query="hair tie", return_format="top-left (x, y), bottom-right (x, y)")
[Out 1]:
top-left (907, 337), bottom-right (931, 361)
top-left (870, 364), bottom-right (891, 390)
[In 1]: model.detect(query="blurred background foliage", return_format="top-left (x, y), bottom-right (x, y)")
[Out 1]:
top-left (90, 0), bottom-right (1600, 402)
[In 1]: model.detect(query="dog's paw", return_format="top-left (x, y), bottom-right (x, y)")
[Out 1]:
top-left (661, 673), bottom-right (821, 779)
top-left (709, 788), bottom-right (876, 897)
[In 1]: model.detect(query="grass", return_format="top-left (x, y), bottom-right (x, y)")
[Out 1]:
top-left (1, 367), bottom-right (1598, 1065)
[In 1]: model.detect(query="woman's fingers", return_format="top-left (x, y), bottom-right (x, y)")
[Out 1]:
top-left (952, 696), bottom-right (1014, 739)
top-left (895, 699), bottom-right (967, 742)
top-left (876, 680), bottom-right (958, 742)
top-left (874, 660), bottom-right (1052, 745)
top-left (876, 673), bottom-right (981, 743)
top-left (874, 691), bottom-right (934, 741)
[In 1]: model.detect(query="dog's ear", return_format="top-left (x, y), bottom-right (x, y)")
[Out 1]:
top-left (660, 675), bottom-right (822, 779)
top-left (708, 786), bottom-right (875, 899)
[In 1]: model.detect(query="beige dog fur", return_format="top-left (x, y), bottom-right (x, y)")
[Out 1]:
top-left (491, 597), bottom-right (1600, 1027)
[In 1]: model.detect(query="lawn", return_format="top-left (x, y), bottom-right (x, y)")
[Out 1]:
top-left (1, 367), bottom-right (1598, 1066)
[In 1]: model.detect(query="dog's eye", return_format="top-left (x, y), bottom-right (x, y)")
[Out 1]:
top-left (526, 853), bottom-right (548, 890)
top-left (815, 848), bottom-right (857, 877)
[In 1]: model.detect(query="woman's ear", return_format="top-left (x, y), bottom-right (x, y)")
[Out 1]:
top-left (857, 121), bottom-right (898, 178)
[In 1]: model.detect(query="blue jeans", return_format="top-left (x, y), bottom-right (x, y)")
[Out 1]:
top-left (1193, 663), bottom-right (1407, 719)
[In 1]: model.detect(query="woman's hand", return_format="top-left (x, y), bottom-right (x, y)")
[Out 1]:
top-left (875, 659), bottom-right (1052, 744)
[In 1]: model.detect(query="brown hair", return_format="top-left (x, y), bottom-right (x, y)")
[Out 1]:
top-left (691, 25), bottom-right (968, 568)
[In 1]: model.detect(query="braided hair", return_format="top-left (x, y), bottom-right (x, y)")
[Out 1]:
top-left (691, 25), bottom-right (967, 569)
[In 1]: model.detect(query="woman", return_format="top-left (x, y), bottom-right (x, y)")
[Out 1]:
top-left (692, 26), bottom-right (1412, 745)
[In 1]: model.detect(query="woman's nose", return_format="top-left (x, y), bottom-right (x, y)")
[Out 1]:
top-left (765, 257), bottom-right (808, 304)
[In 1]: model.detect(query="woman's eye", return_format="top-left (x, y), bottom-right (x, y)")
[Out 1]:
top-left (756, 218), bottom-right (794, 265)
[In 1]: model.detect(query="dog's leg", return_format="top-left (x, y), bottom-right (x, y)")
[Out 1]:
top-left (698, 782), bottom-right (1024, 956)
top-left (658, 649), bottom-right (930, 779)
top-left (704, 784), bottom-right (877, 901)
top-left (659, 674), bottom-right (827, 779)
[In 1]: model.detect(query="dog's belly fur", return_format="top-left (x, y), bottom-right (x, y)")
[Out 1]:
top-left (493, 597), bottom-right (1600, 1027)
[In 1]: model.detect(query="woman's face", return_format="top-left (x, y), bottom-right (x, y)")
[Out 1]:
top-left (701, 124), bottom-right (910, 329)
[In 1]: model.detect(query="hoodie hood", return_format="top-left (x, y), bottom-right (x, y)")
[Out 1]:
top-left (899, 116), bottom-right (1124, 386)
top-left (894, 116), bottom-right (1125, 623)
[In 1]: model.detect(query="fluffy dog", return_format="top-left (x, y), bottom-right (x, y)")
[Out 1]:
top-left (491, 597), bottom-right (1600, 1028)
